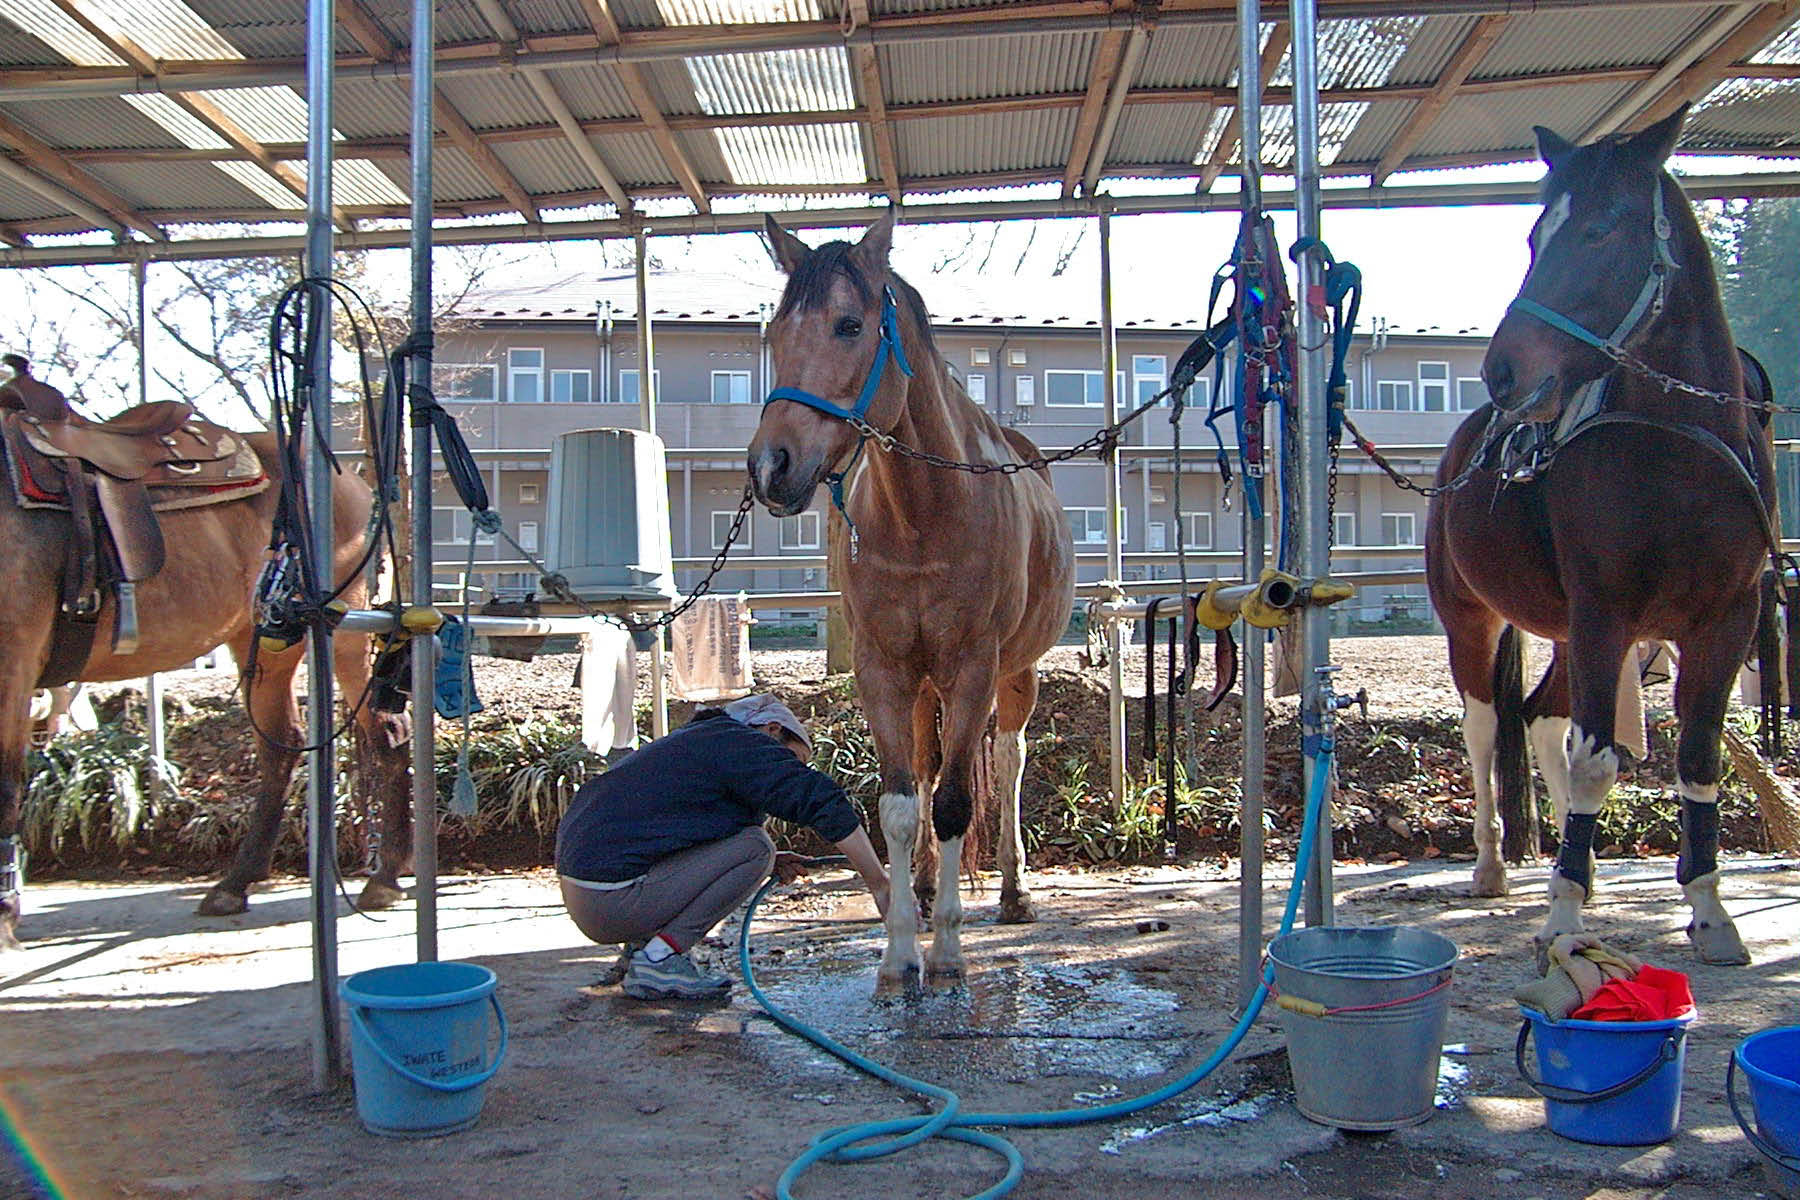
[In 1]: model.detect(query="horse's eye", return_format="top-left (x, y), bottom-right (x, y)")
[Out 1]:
top-left (1581, 222), bottom-right (1610, 244)
top-left (834, 317), bottom-right (863, 338)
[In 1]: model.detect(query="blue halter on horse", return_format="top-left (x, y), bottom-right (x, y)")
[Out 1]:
top-left (762, 284), bottom-right (915, 557)
top-left (1507, 178), bottom-right (1679, 356)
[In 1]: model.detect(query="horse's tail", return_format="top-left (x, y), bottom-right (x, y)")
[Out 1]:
top-left (1494, 624), bottom-right (1536, 862)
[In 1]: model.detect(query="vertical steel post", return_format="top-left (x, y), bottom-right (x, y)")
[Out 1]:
top-left (1290, 0), bottom-right (1334, 927)
top-left (635, 227), bottom-right (656, 438)
top-left (302, 0), bottom-right (341, 1091)
top-left (408, 0), bottom-right (439, 965)
top-left (1236, 0), bottom-right (1268, 1008)
top-left (134, 258), bottom-right (167, 768)
top-left (1099, 207), bottom-right (1126, 814)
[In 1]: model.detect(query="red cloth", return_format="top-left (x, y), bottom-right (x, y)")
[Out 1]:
top-left (1570, 964), bottom-right (1695, 1022)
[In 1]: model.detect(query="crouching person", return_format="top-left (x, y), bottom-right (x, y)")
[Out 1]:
top-left (556, 694), bottom-right (890, 1000)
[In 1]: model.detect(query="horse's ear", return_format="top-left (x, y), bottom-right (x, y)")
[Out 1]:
top-left (853, 207), bottom-right (897, 267)
top-left (1533, 125), bottom-right (1575, 170)
top-left (1624, 103), bottom-right (1687, 165)
top-left (763, 213), bottom-right (810, 275)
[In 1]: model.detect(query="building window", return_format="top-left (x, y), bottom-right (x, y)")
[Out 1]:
top-left (1133, 354), bottom-right (1166, 407)
top-left (1181, 511), bottom-right (1213, 550)
top-left (1381, 511), bottom-right (1416, 546)
top-left (1457, 377), bottom-right (1487, 411)
top-left (712, 510), bottom-right (751, 550)
top-left (1014, 375), bottom-right (1035, 406)
top-left (1376, 380), bottom-right (1414, 411)
top-left (780, 511), bottom-right (821, 550)
top-left (1008, 349), bottom-right (1028, 366)
top-left (433, 507), bottom-right (495, 545)
top-left (711, 370), bottom-right (752, 404)
top-left (519, 482), bottom-right (540, 505)
top-left (618, 369), bottom-right (662, 406)
top-left (1183, 376), bottom-right (1213, 410)
top-left (1418, 362), bottom-right (1450, 412)
top-left (971, 347), bottom-right (991, 366)
top-left (1045, 369), bottom-right (1126, 407)
top-left (1147, 522), bottom-right (1167, 552)
top-left (550, 369), bottom-right (592, 404)
top-left (966, 373), bottom-right (988, 405)
top-left (1064, 507), bottom-right (1126, 546)
top-left (432, 362), bottom-right (497, 403)
top-left (507, 348), bottom-right (543, 403)
top-left (1334, 511), bottom-right (1357, 546)
top-left (517, 521), bottom-right (539, 552)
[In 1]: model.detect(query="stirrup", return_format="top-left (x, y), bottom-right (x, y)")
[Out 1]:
top-left (112, 581), bottom-right (139, 655)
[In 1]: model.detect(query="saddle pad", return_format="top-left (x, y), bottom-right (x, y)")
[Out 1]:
top-left (1, 412), bottom-right (268, 515)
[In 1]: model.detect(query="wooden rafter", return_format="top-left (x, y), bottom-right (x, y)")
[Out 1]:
top-left (1625, 0), bottom-right (1800, 132)
top-left (579, 0), bottom-right (709, 213)
top-left (846, 0), bottom-right (902, 204)
top-left (0, 111), bottom-right (161, 239)
top-left (336, 0), bottom-right (541, 222)
top-left (1373, 14), bottom-right (1509, 185)
top-left (1198, 21), bottom-right (1290, 193)
top-left (1062, 22), bottom-right (1131, 197)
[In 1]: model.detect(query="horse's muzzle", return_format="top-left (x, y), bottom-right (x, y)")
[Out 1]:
top-left (748, 446), bottom-right (821, 517)
top-left (1495, 375), bottom-right (1560, 428)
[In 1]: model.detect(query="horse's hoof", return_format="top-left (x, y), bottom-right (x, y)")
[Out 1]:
top-left (1470, 862), bottom-right (1509, 898)
top-left (997, 893), bottom-right (1038, 924)
top-left (195, 888), bottom-right (248, 917)
top-left (924, 961), bottom-right (965, 986)
top-left (356, 881), bottom-right (408, 911)
top-left (875, 960), bottom-right (922, 997)
top-left (0, 908), bottom-right (22, 952)
top-left (1688, 919), bottom-right (1751, 966)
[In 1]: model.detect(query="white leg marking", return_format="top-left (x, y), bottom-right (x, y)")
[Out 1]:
top-left (995, 729), bottom-right (1033, 920)
top-left (1528, 715), bottom-right (1573, 837)
top-left (879, 791), bottom-right (923, 985)
top-left (925, 835), bottom-right (965, 978)
top-left (1464, 697), bottom-right (1506, 896)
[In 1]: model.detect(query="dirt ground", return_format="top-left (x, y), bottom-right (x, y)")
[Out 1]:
top-left (3, 851), bottom-right (1799, 1200)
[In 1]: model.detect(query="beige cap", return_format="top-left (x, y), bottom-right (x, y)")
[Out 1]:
top-left (722, 693), bottom-right (812, 752)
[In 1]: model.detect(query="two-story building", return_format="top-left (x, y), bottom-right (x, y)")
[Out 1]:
top-left (386, 269), bottom-right (1493, 633)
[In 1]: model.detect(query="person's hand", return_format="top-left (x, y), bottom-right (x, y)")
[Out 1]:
top-left (772, 851), bottom-right (813, 884)
top-left (869, 876), bottom-right (891, 921)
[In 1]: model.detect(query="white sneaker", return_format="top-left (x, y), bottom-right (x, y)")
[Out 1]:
top-left (621, 949), bottom-right (732, 1000)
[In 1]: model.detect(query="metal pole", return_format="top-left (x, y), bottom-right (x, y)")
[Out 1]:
top-left (134, 258), bottom-right (167, 769)
top-left (1290, 0), bottom-right (1334, 928)
top-left (635, 226), bottom-right (656, 438)
top-left (302, 0), bottom-right (341, 1091)
top-left (1099, 207), bottom-right (1126, 814)
top-left (1236, 0), bottom-right (1268, 1009)
top-left (408, 0), bottom-right (439, 965)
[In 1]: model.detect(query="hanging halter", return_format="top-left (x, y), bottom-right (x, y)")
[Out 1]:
top-left (1508, 177), bottom-right (1680, 355)
top-left (762, 284), bottom-right (915, 560)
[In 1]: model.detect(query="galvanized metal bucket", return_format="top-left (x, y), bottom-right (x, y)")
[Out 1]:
top-left (1268, 925), bottom-right (1459, 1131)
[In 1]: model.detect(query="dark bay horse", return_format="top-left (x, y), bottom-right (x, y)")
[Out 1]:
top-left (0, 409), bottom-right (411, 949)
top-left (749, 210), bottom-right (1076, 987)
top-left (1426, 105), bottom-right (1769, 964)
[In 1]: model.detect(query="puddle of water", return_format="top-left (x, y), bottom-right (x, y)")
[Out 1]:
top-left (1099, 1091), bottom-right (1278, 1155)
top-left (746, 956), bottom-right (1188, 1084)
top-left (1435, 1053), bottom-right (1471, 1110)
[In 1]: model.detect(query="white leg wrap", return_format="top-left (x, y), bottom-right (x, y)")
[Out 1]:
top-left (925, 835), bottom-right (965, 977)
top-left (879, 791), bottom-right (923, 983)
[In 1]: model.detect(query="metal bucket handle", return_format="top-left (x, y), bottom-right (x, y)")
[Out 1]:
top-left (350, 993), bottom-right (509, 1094)
top-left (1727, 1051), bottom-right (1800, 1173)
top-left (1514, 1019), bottom-right (1683, 1105)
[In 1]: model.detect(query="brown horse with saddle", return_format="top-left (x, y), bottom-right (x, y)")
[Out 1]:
top-left (0, 355), bottom-right (410, 948)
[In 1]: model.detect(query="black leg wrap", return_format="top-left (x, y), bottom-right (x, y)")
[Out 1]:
top-left (1555, 812), bottom-right (1598, 891)
top-left (1677, 798), bottom-right (1719, 886)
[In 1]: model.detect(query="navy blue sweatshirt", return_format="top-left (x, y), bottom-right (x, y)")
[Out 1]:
top-left (555, 710), bottom-right (861, 883)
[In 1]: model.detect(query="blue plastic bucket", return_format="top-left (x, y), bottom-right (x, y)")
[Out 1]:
top-left (1728, 1026), bottom-right (1800, 1196)
top-left (341, 961), bottom-right (508, 1138)
top-left (1516, 1006), bottom-right (1692, 1145)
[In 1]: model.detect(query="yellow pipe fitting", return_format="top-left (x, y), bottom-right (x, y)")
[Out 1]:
top-left (1241, 568), bottom-right (1300, 629)
top-left (401, 605), bottom-right (446, 635)
top-left (1194, 581), bottom-right (1238, 630)
top-left (1307, 579), bottom-right (1356, 607)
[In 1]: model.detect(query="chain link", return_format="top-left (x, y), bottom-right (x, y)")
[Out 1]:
top-left (1602, 342), bottom-right (1800, 413)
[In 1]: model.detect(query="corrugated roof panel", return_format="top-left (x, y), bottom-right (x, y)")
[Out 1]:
top-left (1334, 98), bottom-right (1415, 168)
top-left (506, 0), bottom-right (599, 38)
top-left (0, 96), bottom-right (183, 150)
top-left (423, 1), bottom-right (498, 45)
top-left (0, 172), bottom-right (71, 223)
top-left (881, 31), bottom-right (1095, 104)
top-left (897, 109), bottom-right (1075, 178)
top-left (185, 0), bottom-right (308, 59)
top-left (0, 0), bottom-right (125, 65)
top-left (685, 46), bottom-right (855, 114)
top-left (1109, 102), bottom-right (1216, 168)
top-left (591, 130), bottom-right (680, 187)
top-left (334, 159), bottom-right (412, 206)
top-left (641, 59), bottom-right (710, 117)
top-left (1415, 82), bottom-right (1634, 160)
top-left (649, 0), bottom-right (828, 24)
top-left (83, 0), bottom-right (243, 61)
top-left (331, 77), bottom-right (414, 142)
top-left (712, 122), bottom-right (863, 184)
top-left (1137, 25), bottom-right (1236, 91)
top-left (1377, 13), bottom-right (1477, 88)
top-left (541, 63), bottom-right (640, 122)
top-left (85, 158), bottom-right (275, 210)
top-left (492, 136), bottom-right (616, 195)
top-left (1315, 16), bottom-right (1423, 89)
top-left (438, 71), bottom-right (553, 130)
top-left (1478, 6), bottom-right (1712, 77)
top-left (0, 25), bottom-right (80, 68)
top-left (212, 160), bottom-right (302, 208)
top-left (1749, 21), bottom-right (1800, 64)
top-left (120, 94), bottom-right (230, 149)
top-left (674, 127), bottom-right (734, 185)
top-left (418, 146), bottom-right (504, 205)
top-left (1690, 77), bottom-right (1800, 149)
top-left (194, 86), bottom-right (310, 143)
top-left (1259, 102), bottom-right (1371, 168)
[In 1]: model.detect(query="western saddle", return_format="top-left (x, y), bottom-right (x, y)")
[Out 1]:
top-left (0, 355), bottom-right (268, 687)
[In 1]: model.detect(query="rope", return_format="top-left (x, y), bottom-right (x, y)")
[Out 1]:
top-left (739, 742), bottom-right (1336, 1200)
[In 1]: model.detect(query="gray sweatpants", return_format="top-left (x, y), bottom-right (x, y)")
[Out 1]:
top-left (560, 825), bottom-right (775, 952)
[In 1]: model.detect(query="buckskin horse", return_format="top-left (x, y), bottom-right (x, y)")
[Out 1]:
top-left (0, 357), bottom-right (411, 949)
top-left (1426, 105), bottom-right (1770, 964)
top-left (749, 211), bottom-right (1076, 988)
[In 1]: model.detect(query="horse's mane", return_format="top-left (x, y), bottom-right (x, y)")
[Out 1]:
top-left (775, 240), bottom-right (948, 390)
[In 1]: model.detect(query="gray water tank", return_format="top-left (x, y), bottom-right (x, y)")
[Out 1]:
top-left (545, 427), bottom-right (676, 604)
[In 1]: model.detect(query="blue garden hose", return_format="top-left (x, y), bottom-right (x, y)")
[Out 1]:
top-left (737, 745), bottom-right (1334, 1200)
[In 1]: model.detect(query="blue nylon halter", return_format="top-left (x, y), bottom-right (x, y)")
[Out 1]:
top-left (1508, 176), bottom-right (1679, 354)
top-left (762, 284), bottom-right (914, 559)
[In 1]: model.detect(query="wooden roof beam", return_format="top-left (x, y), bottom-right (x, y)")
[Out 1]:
top-left (1373, 14), bottom-right (1509, 185)
top-left (0, 112), bottom-right (160, 239)
top-left (1062, 21), bottom-right (1131, 198)
top-left (846, 0), bottom-right (903, 204)
top-left (579, 0), bottom-right (710, 213)
top-left (1621, 0), bottom-right (1800, 134)
top-left (1198, 21), bottom-right (1289, 193)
